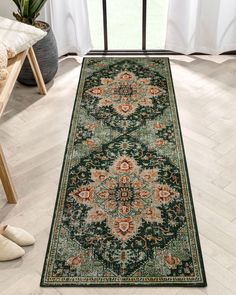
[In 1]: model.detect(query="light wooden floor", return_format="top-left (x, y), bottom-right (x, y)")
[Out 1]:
top-left (0, 55), bottom-right (236, 295)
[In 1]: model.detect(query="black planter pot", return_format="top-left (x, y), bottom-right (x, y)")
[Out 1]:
top-left (18, 22), bottom-right (58, 86)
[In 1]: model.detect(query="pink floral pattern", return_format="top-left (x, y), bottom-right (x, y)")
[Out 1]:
top-left (88, 71), bottom-right (163, 117)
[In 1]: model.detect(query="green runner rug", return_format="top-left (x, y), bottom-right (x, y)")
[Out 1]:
top-left (41, 57), bottom-right (206, 287)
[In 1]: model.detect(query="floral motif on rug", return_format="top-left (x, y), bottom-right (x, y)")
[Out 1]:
top-left (41, 58), bottom-right (206, 287)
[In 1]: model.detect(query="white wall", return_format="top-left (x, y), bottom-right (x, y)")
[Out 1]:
top-left (0, 2), bottom-right (15, 19)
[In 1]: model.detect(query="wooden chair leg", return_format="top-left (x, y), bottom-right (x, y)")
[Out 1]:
top-left (27, 47), bottom-right (47, 95)
top-left (0, 144), bottom-right (17, 204)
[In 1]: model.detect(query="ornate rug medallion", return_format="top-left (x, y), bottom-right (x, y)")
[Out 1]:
top-left (41, 58), bottom-right (207, 287)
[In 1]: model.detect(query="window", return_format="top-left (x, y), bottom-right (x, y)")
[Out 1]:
top-left (88, 0), bottom-right (169, 51)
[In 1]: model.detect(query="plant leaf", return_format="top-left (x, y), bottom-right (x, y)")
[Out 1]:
top-left (30, 0), bottom-right (48, 17)
top-left (19, 0), bottom-right (25, 16)
top-left (11, 0), bottom-right (48, 24)
top-left (23, 0), bottom-right (30, 17)
top-left (12, 0), bottom-right (21, 12)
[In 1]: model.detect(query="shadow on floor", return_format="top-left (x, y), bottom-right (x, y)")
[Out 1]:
top-left (0, 56), bottom-right (81, 124)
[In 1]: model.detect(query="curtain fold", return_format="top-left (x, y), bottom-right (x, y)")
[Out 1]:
top-left (165, 0), bottom-right (236, 54)
top-left (41, 0), bottom-right (92, 57)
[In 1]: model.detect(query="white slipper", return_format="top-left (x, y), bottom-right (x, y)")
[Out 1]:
top-left (2, 225), bottom-right (35, 247)
top-left (0, 235), bottom-right (25, 261)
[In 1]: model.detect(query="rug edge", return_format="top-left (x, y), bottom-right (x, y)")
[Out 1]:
top-left (166, 58), bottom-right (207, 287)
top-left (40, 58), bottom-right (87, 287)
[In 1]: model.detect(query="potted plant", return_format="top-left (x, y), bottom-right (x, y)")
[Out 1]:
top-left (12, 0), bottom-right (58, 85)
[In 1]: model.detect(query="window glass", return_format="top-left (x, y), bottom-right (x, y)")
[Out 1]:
top-left (88, 0), bottom-right (104, 50)
top-left (107, 0), bottom-right (142, 50)
top-left (146, 0), bottom-right (169, 49)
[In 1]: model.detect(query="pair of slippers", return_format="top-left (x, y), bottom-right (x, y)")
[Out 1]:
top-left (0, 225), bottom-right (35, 261)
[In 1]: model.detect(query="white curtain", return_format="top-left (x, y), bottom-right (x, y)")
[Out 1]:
top-left (165, 0), bottom-right (236, 54)
top-left (41, 0), bottom-right (92, 57)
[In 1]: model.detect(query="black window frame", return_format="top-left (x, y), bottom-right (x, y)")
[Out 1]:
top-left (87, 0), bottom-right (179, 55)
